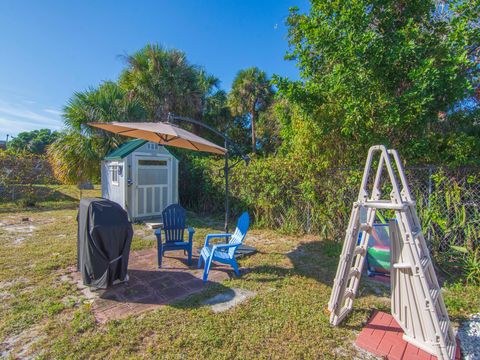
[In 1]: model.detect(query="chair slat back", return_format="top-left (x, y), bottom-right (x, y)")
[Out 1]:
top-left (162, 204), bottom-right (185, 242)
top-left (227, 212), bottom-right (250, 257)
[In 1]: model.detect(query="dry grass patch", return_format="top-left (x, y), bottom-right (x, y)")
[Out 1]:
top-left (0, 189), bottom-right (478, 358)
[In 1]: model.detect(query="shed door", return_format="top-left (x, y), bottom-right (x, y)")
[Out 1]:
top-left (135, 157), bottom-right (171, 217)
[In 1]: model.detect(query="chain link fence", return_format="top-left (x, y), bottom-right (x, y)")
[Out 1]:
top-left (279, 166), bottom-right (480, 264)
top-left (0, 152), bottom-right (58, 205)
top-left (406, 167), bottom-right (480, 260)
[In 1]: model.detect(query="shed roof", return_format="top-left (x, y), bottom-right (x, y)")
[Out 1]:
top-left (104, 139), bottom-right (147, 160)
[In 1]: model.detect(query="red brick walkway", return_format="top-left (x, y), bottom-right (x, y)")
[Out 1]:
top-left (356, 311), bottom-right (461, 360)
top-left (72, 248), bottom-right (231, 323)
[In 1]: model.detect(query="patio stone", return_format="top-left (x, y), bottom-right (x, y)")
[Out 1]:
top-left (182, 279), bottom-right (206, 292)
top-left (147, 277), bottom-right (170, 290)
top-left (159, 285), bottom-right (189, 300)
top-left (167, 271), bottom-right (194, 283)
top-left (72, 248), bottom-right (231, 323)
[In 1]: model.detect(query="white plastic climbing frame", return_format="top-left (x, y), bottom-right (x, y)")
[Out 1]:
top-left (328, 145), bottom-right (456, 360)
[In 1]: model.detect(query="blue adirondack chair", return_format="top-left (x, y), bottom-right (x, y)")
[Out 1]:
top-left (155, 204), bottom-right (194, 267)
top-left (198, 212), bottom-right (250, 282)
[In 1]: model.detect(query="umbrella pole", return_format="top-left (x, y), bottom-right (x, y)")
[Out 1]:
top-left (224, 140), bottom-right (229, 233)
top-left (164, 114), bottom-right (251, 233)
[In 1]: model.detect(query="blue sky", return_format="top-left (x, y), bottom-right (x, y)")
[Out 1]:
top-left (0, 0), bottom-right (308, 140)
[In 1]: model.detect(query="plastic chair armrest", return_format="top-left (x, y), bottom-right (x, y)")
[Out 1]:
top-left (187, 227), bottom-right (195, 243)
top-left (213, 243), bottom-right (237, 251)
top-left (204, 233), bottom-right (232, 247)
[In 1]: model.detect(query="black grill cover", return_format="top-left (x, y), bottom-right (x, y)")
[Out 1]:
top-left (77, 198), bottom-right (133, 289)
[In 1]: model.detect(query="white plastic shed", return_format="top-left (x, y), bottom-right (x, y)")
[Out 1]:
top-left (101, 139), bottom-right (179, 220)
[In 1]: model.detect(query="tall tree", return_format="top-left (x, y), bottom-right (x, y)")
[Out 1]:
top-left (119, 44), bottom-right (219, 121)
top-left (7, 129), bottom-right (58, 154)
top-left (48, 131), bottom-right (103, 185)
top-left (275, 0), bottom-right (480, 166)
top-left (50, 44), bottom-right (226, 184)
top-left (228, 67), bottom-right (274, 153)
top-left (63, 81), bottom-right (145, 131)
top-left (47, 81), bottom-right (145, 184)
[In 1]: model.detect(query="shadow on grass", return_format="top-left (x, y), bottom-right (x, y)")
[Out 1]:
top-left (0, 185), bottom-right (81, 213)
top-left (241, 239), bottom-right (392, 329)
top-left (245, 239), bottom-right (343, 285)
top-left (247, 239), bottom-right (474, 326)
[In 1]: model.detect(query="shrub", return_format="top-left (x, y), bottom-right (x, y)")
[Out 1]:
top-left (0, 151), bottom-right (57, 202)
top-left (179, 155), bottom-right (479, 280)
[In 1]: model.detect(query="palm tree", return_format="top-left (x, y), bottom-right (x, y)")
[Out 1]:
top-left (47, 81), bottom-right (145, 184)
top-left (50, 43), bottom-right (224, 185)
top-left (228, 67), bottom-right (274, 153)
top-left (119, 44), bottom-right (217, 121)
top-left (64, 81), bottom-right (145, 131)
top-left (192, 69), bottom-right (222, 134)
top-left (48, 131), bottom-right (102, 185)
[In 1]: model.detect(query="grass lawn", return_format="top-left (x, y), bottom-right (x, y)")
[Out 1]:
top-left (0, 187), bottom-right (478, 359)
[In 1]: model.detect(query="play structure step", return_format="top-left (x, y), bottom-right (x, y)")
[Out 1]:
top-left (353, 246), bottom-right (366, 256)
top-left (429, 286), bottom-right (440, 304)
top-left (359, 223), bottom-right (372, 232)
top-left (349, 268), bottom-right (361, 278)
top-left (439, 317), bottom-right (450, 336)
top-left (359, 199), bottom-right (416, 210)
top-left (420, 256), bottom-right (430, 269)
top-left (329, 145), bottom-right (456, 359)
top-left (344, 289), bottom-right (355, 299)
top-left (411, 229), bottom-right (422, 238)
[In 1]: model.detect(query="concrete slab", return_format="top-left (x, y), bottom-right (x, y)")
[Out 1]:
top-left (203, 288), bottom-right (256, 313)
top-left (144, 218), bottom-right (163, 229)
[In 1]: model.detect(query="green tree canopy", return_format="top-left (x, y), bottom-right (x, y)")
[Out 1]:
top-left (119, 44), bottom-right (220, 122)
top-left (63, 81), bottom-right (145, 131)
top-left (7, 129), bottom-right (59, 154)
top-left (275, 0), bottom-right (480, 166)
top-left (48, 81), bottom-right (145, 184)
top-left (48, 131), bottom-right (103, 184)
top-left (49, 44), bottom-right (232, 184)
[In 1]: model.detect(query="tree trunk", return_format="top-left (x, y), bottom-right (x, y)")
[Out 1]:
top-left (193, 111), bottom-right (203, 135)
top-left (251, 110), bottom-right (257, 153)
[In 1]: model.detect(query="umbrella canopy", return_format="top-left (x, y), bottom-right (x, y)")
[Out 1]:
top-left (88, 121), bottom-right (226, 155)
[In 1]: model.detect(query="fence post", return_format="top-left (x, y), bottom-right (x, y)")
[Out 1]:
top-left (306, 202), bottom-right (311, 233)
top-left (427, 166), bottom-right (433, 243)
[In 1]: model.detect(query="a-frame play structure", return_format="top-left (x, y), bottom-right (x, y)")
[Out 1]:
top-left (328, 145), bottom-right (456, 360)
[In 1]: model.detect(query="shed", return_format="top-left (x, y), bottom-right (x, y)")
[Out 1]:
top-left (101, 139), bottom-right (179, 220)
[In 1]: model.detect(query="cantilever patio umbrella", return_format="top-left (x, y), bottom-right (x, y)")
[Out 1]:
top-left (88, 117), bottom-right (249, 233)
top-left (88, 121), bottom-right (226, 155)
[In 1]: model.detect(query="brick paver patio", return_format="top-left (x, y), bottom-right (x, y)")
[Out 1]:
top-left (71, 248), bottom-right (232, 323)
top-left (356, 310), bottom-right (461, 360)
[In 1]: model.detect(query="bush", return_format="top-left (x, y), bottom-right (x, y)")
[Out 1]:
top-left (179, 154), bottom-right (360, 236)
top-left (179, 154), bottom-right (479, 281)
top-left (18, 194), bottom-right (37, 208)
top-left (0, 151), bottom-right (58, 203)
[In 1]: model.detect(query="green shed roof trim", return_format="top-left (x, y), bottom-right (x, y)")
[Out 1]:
top-left (104, 139), bottom-right (147, 160)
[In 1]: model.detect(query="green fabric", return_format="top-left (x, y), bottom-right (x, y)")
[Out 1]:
top-left (104, 139), bottom-right (147, 160)
top-left (367, 247), bottom-right (390, 273)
